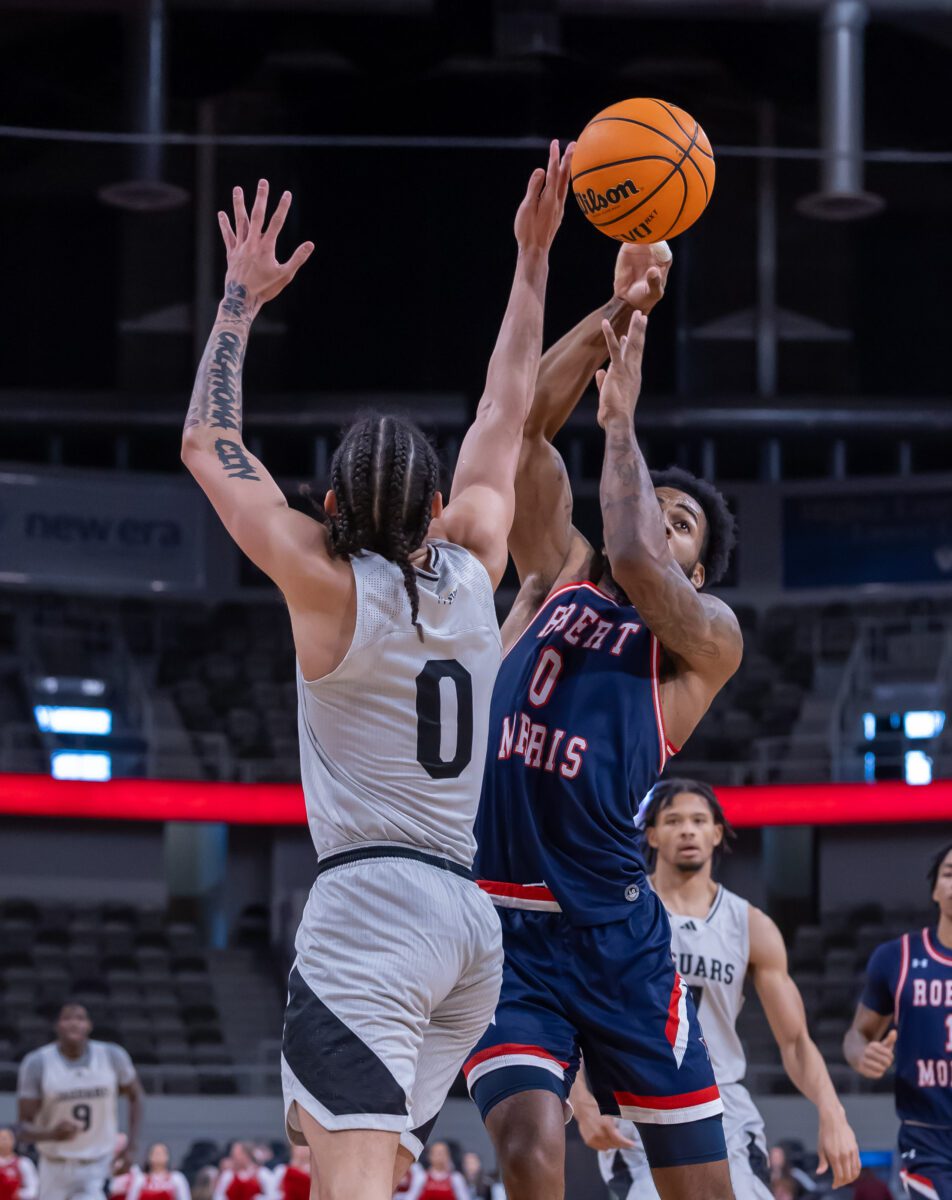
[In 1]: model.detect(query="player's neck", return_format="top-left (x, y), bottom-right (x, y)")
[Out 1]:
top-left (937, 912), bottom-right (952, 949)
top-left (57, 1039), bottom-right (86, 1060)
top-left (651, 862), bottom-right (718, 916)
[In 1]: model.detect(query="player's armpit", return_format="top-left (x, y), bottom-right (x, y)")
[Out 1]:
top-left (500, 531), bottom-right (595, 652)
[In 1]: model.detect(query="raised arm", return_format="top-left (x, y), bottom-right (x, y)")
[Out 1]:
top-left (180, 180), bottom-right (345, 612)
top-left (595, 310), bottom-right (742, 712)
top-left (508, 245), bottom-right (671, 597)
top-left (430, 140), bottom-right (572, 589)
top-left (749, 907), bottom-right (860, 1189)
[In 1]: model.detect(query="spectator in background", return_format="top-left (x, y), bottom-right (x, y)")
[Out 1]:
top-left (393, 1163), bottom-right (424, 1197)
top-left (212, 1143), bottom-right (273, 1200)
top-left (405, 1142), bottom-right (469, 1200)
top-left (0, 1127), bottom-right (38, 1200)
top-left (128, 1143), bottom-right (190, 1200)
top-left (460, 1152), bottom-right (504, 1200)
top-left (772, 1179), bottom-right (799, 1200)
top-left (273, 1146), bottom-right (311, 1200)
top-left (110, 1134), bottom-right (141, 1200)
top-left (191, 1165), bottom-right (219, 1200)
top-left (852, 1168), bottom-right (893, 1200)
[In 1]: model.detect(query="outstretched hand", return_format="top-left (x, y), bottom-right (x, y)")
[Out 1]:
top-left (514, 139), bottom-right (575, 253)
top-left (595, 308), bottom-right (648, 429)
top-left (218, 179), bottom-right (314, 312)
top-left (614, 241), bottom-right (672, 314)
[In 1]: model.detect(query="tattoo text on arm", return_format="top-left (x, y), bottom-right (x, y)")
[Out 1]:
top-left (215, 438), bottom-right (260, 481)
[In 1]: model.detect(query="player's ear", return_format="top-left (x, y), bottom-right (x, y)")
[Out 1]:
top-left (691, 561), bottom-right (705, 590)
top-left (431, 491), bottom-right (444, 519)
top-left (324, 489), bottom-right (337, 515)
top-left (713, 822), bottom-right (724, 849)
top-left (645, 825), bottom-right (659, 850)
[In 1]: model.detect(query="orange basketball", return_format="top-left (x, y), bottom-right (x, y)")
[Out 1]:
top-left (571, 98), bottom-right (715, 244)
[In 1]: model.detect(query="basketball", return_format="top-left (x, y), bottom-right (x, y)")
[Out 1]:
top-left (571, 97), bottom-right (715, 244)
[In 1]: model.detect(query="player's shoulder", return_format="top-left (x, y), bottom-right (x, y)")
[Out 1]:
top-left (18, 1043), bottom-right (53, 1067)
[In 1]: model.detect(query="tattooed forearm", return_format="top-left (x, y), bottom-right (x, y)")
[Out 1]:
top-left (220, 281), bottom-right (257, 323)
top-left (215, 438), bottom-right (260, 481)
top-left (183, 296), bottom-right (251, 438)
top-left (207, 329), bottom-right (243, 431)
top-left (598, 415), bottom-right (741, 671)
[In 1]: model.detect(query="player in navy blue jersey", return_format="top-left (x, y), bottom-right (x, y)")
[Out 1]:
top-left (464, 243), bottom-right (743, 1200)
top-left (845, 842), bottom-right (952, 1200)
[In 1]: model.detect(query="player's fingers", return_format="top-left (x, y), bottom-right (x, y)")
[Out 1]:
top-left (523, 167), bottom-right (546, 207)
top-left (233, 186), bottom-right (250, 240)
top-left (602, 318), bottom-right (621, 362)
top-left (611, 1132), bottom-right (636, 1149)
top-left (883, 1029), bottom-right (898, 1047)
top-left (545, 137), bottom-right (560, 192)
top-left (249, 178), bottom-right (269, 236)
top-left (595, 368), bottom-right (607, 393)
top-left (815, 1152), bottom-right (829, 1177)
top-left (557, 141), bottom-right (576, 204)
top-left (645, 267), bottom-right (663, 297)
top-left (282, 240), bottom-right (315, 279)
top-left (217, 210), bottom-right (237, 252)
top-left (651, 239), bottom-right (673, 266)
top-left (265, 190), bottom-right (292, 242)
top-left (626, 309), bottom-right (648, 349)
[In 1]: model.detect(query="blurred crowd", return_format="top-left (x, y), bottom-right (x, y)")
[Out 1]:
top-left (0, 1126), bottom-right (901, 1200)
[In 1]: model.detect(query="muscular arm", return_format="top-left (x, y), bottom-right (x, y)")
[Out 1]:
top-left (119, 1078), bottom-right (144, 1166)
top-left (749, 907), bottom-right (860, 1188)
top-left (596, 313), bottom-right (741, 709)
top-left (434, 141), bottom-right (572, 588)
top-left (509, 244), bottom-right (670, 593)
top-left (181, 182), bottom-right (344, 613)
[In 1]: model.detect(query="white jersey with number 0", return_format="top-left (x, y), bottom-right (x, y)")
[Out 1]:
top-left (667, 883), bottom-right (750, 1084)
top-left (297, 540), bottom-right (502, 867)
top-left (31, 1041), bottom-right (121, 1160)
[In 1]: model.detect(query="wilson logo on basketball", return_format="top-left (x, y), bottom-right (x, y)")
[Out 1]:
top-left (573, 178), bottom-right (640, 216)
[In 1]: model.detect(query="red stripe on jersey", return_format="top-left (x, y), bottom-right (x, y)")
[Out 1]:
top-left (477, 880), bottom-right (557, 902)
top-left (664, 972), bottom-right (683, 1049)
top-left (614, 1084), bottom-right (721, 1110)
top-left (923, 927), bottom-right (952, 967)
top-left (463, 1043), bottom-right (569, 1076)
top-left (895, 932), bottom-right (910, 1024)
top-left (503, 580), bottom-right (620, 660)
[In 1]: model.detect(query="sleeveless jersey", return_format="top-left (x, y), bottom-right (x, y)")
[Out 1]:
top-left (862, 927), bottom-right (952, 1128)
top-left (32, 1041), bottom-right (119, 1160)
top-left (665, 885), bottom-right (750, 1084)
top-left (297, 540), bottom-right (501, 868)
top-left (474, 580), bottom-right (677, 925)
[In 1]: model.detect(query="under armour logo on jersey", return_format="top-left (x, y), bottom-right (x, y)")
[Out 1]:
top-left (437, 584), bottom-right (459, 606)
top-left (911, 958), bottom-right (929, 969)
top-left (681, 920), bottom-right (698, 932)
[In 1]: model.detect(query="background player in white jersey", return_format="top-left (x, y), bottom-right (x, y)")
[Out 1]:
top-left (181, 145), bottom-right (573, 1200)
top-left (16, 1002), bottom-right (142, 1200)
top-left (570, 779), bottom-right (859, 1199)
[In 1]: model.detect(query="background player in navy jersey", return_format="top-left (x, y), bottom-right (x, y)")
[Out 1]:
top-left (845, 841), bottom-right (952, 1200)
top-left (465, 243), bottom-right (744, 1200)
top-left (571, 778), bottom-right (859, 1199)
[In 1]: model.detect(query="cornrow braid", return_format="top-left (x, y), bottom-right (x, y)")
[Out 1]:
top-left (303, 412), bottom-right (441, 639)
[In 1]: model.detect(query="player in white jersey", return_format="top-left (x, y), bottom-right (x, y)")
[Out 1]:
top-left (16, 1003), bottom-right (142, 1200)
top-left (181, 145), bottom-right (574, 1200)
top-left (569, 779), bottom-right (860, 1200)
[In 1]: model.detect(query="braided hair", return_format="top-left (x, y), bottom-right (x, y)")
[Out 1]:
top-left (304, 414), bottom-right (441, 640)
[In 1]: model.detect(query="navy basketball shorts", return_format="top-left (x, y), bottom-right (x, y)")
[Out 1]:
top-left (900, 1123), bottom-right (952, 1200)
top-left (464, 887), bottom-right (726, 1170)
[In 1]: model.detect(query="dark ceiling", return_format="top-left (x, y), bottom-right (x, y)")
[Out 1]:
top-left (1, 1), bottom-right (951, 415)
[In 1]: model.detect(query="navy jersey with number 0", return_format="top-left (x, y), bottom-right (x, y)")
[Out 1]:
top-left (474, 581), bottom-right (677, 926)
top-left (862, 927), bottom-right (952, 1129)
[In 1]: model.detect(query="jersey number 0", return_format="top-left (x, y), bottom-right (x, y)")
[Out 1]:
top-left (415, 660), bottom-right (474, 779)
